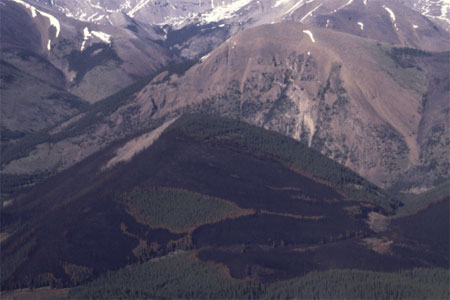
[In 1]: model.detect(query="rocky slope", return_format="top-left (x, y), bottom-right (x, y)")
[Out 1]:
top-left (131, 24), bottom-right (450, 188)
top-left (401, 0), bottom-right (450, 32)
top-left (1, 0), bottom-right (174, 143)
top-left (23, 0), bottom-right (450, 60)
top-left (1, 0), bottom-right (449, 195)
top-left (1, 1), bottom-right (87, 139)
top-left (2, 23), bottom-right (448, 191)
top-left (3, 0), bottom-right (447, 139)
top-left (2, 0), bottom-right (174, 103)
top-left (290, 0), bottom-right (450, 52)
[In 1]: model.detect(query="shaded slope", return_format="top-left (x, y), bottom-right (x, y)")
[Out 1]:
top-left (391, 196), bottom-right (450, 263)
top-left (0, 60), bottom-right (86, 138)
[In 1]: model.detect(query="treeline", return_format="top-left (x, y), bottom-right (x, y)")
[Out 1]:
top-left (69, 252), bottom-right (449, 299)
top-left (389, 47), bottom-right (431, 69)
top-left (394, 179), bottom-right (450, 217)
top-left (0, 127), bottom-right (25, 143)
top-left (0, 61), bottom-right (199, 193)
top-left (0, 173), bottom-right (51, 202)
top-left (171, 114), bottom-right (398, 212)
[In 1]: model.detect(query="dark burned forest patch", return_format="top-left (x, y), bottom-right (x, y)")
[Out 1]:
top-left (2, 114), bottom-right (445, 290)
top-left (390, 197), bottom-right (449, 267)
top-left (192, 213), bottom-right (369, 248)
top-left (196, 238), bottom-right (431, 283)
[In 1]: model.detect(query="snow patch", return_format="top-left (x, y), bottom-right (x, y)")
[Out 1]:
top-left (87, 12), bottom-right (98, 22)
top-left (383, 5), bottom-right (396, 22)
top-left (11, 0), bottom-right (36, 17)
top-left (285, 0), bottom-right (308, 17)
top-left (127, 0), bottom-right (152, 18)
top-left (86, 0), bottom-right (103, 10)
top-left (383, 5), bottom-right (398, 31)
top-left (332, 0), bottom-right (353, 13)
top-left (412, 24), bottom-right (419, 29)
top-left (326, 18), bottom-right (330, 28)
top-left (303, 30), bottom-right (316, 43)
top-left (81, 27), bottom-right (111, 51)
top-left (418, 0), bottom-right (450, 27)
top-left (274, 0), bottom-right (290, 8)
top-left (81, 27), bottom-right (91, 51)
top-left (91, 30), bottom-right (112, 44)
top-left (47, 39), bottom-right (51, 50)
top-left (357, 21), bottom-right (364, 30)
top-left (201, 53), bottom-right (211, 61)
top-left (364, 0), bottom-right (368, 6)
top-left (92, 14), bottom-right (106, 22)
top-left (38, 10), bottom-right (61, 37)
top-left (201, 0), bottom-right (252, 23)
top-left (12, 0), bottom-right (60, 37)
top-left (300, 3), bottom-right (323, 22)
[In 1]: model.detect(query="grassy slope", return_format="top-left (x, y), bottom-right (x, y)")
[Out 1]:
top-left (394, 179), bottom-right (450, 217)
top-left (69, 252), bottom-right (449, 300)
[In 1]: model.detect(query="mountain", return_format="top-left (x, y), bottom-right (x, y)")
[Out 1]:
top-left (0, 60), bottom-right (86, 142)
top-left (1, 114), bottom-right (447, 292)
top-left (22, 0), bottom-right (450, 60)
top-left (401, 0), bottom-right (450, 32)
top-left (3, 0), bottom-right (174, 103)
top-left (3, 23), bottom-right (447, 194)
top-left (132, 23), bottom-right (450, 189)
top-left (1, 1), bottom-right (449, 296)
top-left (0, 1), bottom-right (88, 141)
top-left (1, 0), bottom-right (175, 148)
top-left (2, 0), bottom-right (447, 143)
top-left (289, 0), bottom-right (450, 52)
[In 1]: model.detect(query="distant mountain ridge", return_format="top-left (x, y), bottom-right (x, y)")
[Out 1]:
top-left (26, 0), bottom-right (450, 33)
top-left (13, 0), bottom-right (450, 55)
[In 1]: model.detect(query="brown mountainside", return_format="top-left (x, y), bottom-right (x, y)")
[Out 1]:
top-left (2, 23), bottom-right (449, 190)
top-left (288, 0), bottom-right (450, 52)
top-left (134, 24), bottom-right (449, 188)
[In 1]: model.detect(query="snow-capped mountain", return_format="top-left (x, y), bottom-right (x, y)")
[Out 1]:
top-left (22, 0), bottom-right (450, 32)
top-left (25, 0), bottom-right (248, 28)
top-left (401, 0), bottom-right (450, 32)
top-left (17, 0), bottom-right (450, 55)
top-left (2, 0), bottom-right (174, 101)
top-left (3, 0), bottom-right (448, 105)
